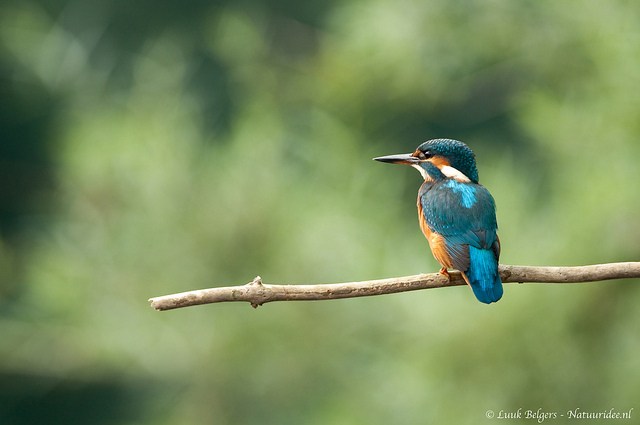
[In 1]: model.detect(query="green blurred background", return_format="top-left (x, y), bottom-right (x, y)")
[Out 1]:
top-left (1, 0), bottom-right (639, 424)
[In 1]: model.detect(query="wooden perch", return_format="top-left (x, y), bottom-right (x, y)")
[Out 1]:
top-left (148, 262), bottom-right (640, 311)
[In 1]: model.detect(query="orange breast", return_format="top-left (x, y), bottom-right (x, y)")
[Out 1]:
top-left (417, 197), bottom-right (453, 269)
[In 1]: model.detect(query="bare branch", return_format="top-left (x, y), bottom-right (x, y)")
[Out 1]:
top-left (148, 262), bottom-right (640, 311)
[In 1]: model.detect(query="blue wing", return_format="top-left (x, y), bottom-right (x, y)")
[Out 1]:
top-left (420, 180), bottom-right (502, 303)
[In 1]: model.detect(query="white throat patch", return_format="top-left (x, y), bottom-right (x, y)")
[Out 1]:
top-left (411, 164), bottom-right (431, 181)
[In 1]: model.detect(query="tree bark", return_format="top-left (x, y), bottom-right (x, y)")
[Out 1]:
top-left (148, 262), bottom-right (640, 311)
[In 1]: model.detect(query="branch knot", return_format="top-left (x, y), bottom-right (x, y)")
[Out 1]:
top-left (248, 276), bottom-right (263, 287)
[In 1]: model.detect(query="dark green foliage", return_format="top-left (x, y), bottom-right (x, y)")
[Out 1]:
top-left (0, 0), bottom-right (639, 424)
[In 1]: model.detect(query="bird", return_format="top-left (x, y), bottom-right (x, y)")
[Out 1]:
top-left (374, 138), bottom-right (503, 304)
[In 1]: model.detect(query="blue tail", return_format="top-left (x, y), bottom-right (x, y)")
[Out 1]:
top-left (466, 246), bottom-right (503, 304)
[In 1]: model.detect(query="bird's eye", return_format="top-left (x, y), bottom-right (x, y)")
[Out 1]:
top-left (412, 149), bottom-right (432, 160)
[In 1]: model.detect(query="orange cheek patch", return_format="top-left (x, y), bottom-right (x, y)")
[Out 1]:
top-left (429, 155), bottom-right (450, 168)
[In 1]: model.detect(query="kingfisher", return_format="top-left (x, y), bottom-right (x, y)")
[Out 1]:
top-left (374, 139), bottom-right (503, 304)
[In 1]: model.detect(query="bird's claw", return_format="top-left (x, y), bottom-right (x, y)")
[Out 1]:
top-left (439, 267), bottom-right (451, 280)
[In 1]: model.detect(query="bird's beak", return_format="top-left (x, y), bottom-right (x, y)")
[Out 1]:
top-left (373, 153), bottom-right (418, 165)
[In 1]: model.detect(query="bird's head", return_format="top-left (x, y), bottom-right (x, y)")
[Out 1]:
top-left (374, 138), bottom-right (479, 183)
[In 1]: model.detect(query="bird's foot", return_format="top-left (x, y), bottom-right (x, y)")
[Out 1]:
top-left (439, 267), bottom-right (451, 281)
